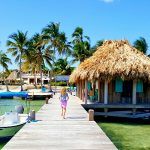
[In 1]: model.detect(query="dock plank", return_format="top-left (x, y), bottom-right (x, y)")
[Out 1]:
top-left (3, 94), bottom-right (117, 150)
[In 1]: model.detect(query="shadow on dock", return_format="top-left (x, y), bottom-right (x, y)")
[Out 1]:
top-left (66, 116), bottom-right (87, 120)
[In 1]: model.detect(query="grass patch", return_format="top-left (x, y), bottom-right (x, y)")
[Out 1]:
top-left (98, 122), bottom-right (150, 150)
top-left (23, 100), bottom-right (45, 114)
top-left (0, 143), bottom-right (6, 150)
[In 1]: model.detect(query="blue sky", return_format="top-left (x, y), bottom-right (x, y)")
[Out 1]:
top-left (0, 0), bottom-right (150, 70)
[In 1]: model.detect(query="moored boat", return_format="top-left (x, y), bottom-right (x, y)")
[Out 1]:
top-left (0, 112), bottom-right (28, 139)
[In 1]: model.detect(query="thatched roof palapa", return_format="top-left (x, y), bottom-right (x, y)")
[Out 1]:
top-left (70, 40), bottom-right (150, 83)
top-left (7, 70), bottom-right (19, 81)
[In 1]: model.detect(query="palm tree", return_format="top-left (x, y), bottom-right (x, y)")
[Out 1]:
top-left (53, 58), bottom-right (74, 75)
top-left (42, 22), bottom-right (60, 53)
top-left (72, 27), bottom-right (91, 63)
top-left (57, 32), bottom-right (72, 55)
top-left (133, 37), bottom-right (148, 54)
top-left (42, 22), bottom-right (71, 56)
top-left (42, 22), bottom-right (72, 89)
top-left (91, 40), bottom-right (104, 53)
top-left (7, 30), bottom-right (28, 91)
top-left (0, 50), bottom-right (11, 91)
top-left (22, 58), bottom-right (39, 89)
top-left (29, 33), bottom-right (54, 88)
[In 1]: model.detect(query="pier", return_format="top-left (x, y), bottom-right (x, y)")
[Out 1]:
top-left (4, 94), bottom-right (116, 150)
top-left (28, 92), bottom-right (53, 100)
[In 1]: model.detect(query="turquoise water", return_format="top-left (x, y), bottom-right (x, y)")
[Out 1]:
top-left (0, 99), bottom-right (27, 115)
top-left (0, 98), bottom-right (45, 149)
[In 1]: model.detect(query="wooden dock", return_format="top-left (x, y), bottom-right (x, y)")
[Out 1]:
top-left (28, 92), bottom-right (53, 100)
top-left (3, 94), bottom-right (117, 150)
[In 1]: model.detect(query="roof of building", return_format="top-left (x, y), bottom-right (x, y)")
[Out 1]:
top-left (7, 70), bottom-right (19, 80)
top-left (55, 75), bottom-right (70, 81)
top-left (70, 40), bottom-right (150, 83)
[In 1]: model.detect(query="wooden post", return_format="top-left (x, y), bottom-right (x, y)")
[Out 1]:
top-left (85, 80), bottom-right (88, 104)
top-left (88, 109), bottom-right (94, 121)
top-left (132, 80), bottom-right (137, 105)
top-left (76, 83), bottom-right (78, 97)
top-left (79, 81), bottom-right (81, 99)
top-left (81, 80), bottom-right (83, 101)
top-left (82, 80), bottom-right (85, 101)
top-left (104, 80), bottom-right (108, 104)
top-left (81, 80), bottom-right (84, 101)
top-left (77, 82), bottom-right (79, 97)
top-left (104, 108), bottom-right (108, 117)
top-left (132, 108), bottom-right (137, 115)
top-left (80, 80), bottom-right (82, 99)
top-left (77, 83), bottom-right (79, 97)
top-left (45, 97), bottom-right (49, 104)
top-left (29, 110), bottom-right (35, 121)
top-left (98, 80), bottom-right (100, 102)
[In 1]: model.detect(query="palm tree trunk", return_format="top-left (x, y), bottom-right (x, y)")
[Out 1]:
top-left (2, 66), bottom-right (4, 86)
top-left (20, 53), bottom-right (23, 91)
top-left (40, 65), bottom-right (43, 88)
top-left (3, 67), bottom-right (9, 91)
top-left (5, 79), bottom-right (9, 91)
top-left (48, 70), bottom-right (52, 91)
top-left (34, 69), bottom-right (37, 89)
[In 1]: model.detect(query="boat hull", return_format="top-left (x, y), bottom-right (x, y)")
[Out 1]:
top-left (0, 122), bottom-right (25, 139)
top-left (0, 114), bottom-right (27, 139)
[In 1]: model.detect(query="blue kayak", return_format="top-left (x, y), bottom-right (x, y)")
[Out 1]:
top-left (0, 92), bottom-right (28, 98)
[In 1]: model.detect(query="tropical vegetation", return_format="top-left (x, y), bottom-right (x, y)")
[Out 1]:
top-left (71, 27), bottom-right (92, 63)
top-left (0, 50), bottom-right (11, 91)
top-left (0, 22), bottom-right (149, 89)
top-left (7, 31), bottom-right (29, 91)
top-left (53, 58), bottom-right (74, 75)
top-left (133, 37), bottom-right (148, 54)
top-left (28, 32), bottom-right (54, 88)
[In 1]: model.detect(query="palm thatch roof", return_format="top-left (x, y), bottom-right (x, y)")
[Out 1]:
top-left (7, 70), bottom-right (19, 80)
top-left (70, 40), bottom-right (150, 83)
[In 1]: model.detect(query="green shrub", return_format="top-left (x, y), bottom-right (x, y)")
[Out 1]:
top-left (50, 81), bottom-right (67, 86)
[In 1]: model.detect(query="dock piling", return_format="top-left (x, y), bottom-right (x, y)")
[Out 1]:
top-left (29, 110), bottom-right (35, 121)
top-left (88, 109), bottom-right (94, 121)
top-left (132, 108), bottom-right (137, 115)
top-left (45, 97), bottom-right (49, 104)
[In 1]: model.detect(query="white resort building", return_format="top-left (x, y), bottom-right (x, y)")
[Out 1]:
top-left (6, 70), bottom-right (69, 85)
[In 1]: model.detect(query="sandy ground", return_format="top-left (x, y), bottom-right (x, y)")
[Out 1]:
top-left (0, 85), bottom-right (64, 92)
top-left (0, 85), bottom-right (21, 91)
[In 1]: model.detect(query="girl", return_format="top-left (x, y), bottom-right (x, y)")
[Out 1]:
top-left (59, 88), bottom-right (69, 119)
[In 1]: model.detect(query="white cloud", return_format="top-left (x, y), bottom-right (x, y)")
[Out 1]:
top-left (100, 0), bottom-right (114, 3)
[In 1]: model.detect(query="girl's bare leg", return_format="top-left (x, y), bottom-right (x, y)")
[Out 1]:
top-left (61, 107), bottom-right (63, 116)
top-left (63, 108), bottom-right (66, 119)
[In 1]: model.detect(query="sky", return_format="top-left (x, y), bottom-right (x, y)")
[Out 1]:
top-left (0, 0), bottom-right (150, 70)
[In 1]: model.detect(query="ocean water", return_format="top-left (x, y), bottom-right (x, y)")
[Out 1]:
top-left (0, 98), bottom-right (44, 149)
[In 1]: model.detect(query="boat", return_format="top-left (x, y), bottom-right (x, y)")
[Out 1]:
top-left (0, 91), bottom-right (28, 99)
top-left (0, 112), bottom-right (28, 139)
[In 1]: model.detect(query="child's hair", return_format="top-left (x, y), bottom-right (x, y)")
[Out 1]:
top-left (61, 87), bottom-right (67, 96)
